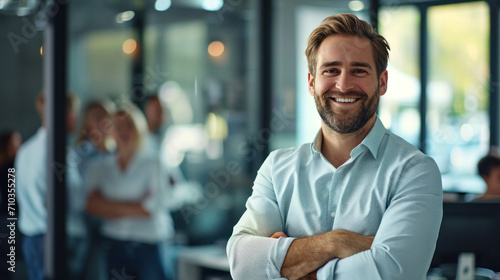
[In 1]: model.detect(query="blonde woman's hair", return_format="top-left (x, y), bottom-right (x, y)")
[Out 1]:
top-left (113, 102), bottom-right (148, 151)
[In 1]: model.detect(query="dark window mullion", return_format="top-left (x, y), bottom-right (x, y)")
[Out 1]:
top-left (489, 0), bottom-right (499, 148)
top-left (419, 5), bottom-right (428, 153)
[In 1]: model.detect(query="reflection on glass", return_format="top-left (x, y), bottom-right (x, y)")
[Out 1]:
top-left (84, 29), bottom-right (135, 100)
top-left (428, 2), bottom-right (489, 193)
top-left (378, 6), bottom-right (420, 147)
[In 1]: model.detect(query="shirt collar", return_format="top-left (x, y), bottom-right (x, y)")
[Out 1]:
top-left (355, 117), bottom-right (386, 160)
top-left (311, 129), bottom-right (323, 155)
top-left (311, 116), bottom-right (387, 160)
top-left (37, 127), bottom-right (47, 138)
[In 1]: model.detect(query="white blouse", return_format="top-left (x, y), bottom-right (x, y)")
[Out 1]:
top-left (86, 152), bottom-right (174, 243)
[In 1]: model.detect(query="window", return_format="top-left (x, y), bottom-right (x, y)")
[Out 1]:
top-left (428, 2), bottom-right (489, 193)
top-left (379, 6), bottom-right (420, 147)
top-left (379, 1), bottom-right (490, 195)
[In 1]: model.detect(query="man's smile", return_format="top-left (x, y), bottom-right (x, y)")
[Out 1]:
top-left (331, 97), bottom-right (359, 103)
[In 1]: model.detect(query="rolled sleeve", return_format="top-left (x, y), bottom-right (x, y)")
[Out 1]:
top-left (227, 152), bottom-right (292, 280)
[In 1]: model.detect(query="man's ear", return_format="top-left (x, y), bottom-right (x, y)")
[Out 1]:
top-left (378, 70), bottom-right (388, 96)
top-left (308, 72), bottom-right (315, 96)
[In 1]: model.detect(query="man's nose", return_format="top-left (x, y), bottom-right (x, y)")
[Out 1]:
top-left (335, 72), bottom-right (355, 92)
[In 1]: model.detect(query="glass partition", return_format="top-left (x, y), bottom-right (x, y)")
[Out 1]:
top-left (379, 6), bottom-right (420, 147)
top-left (428, 1), bottom-right (489, 194)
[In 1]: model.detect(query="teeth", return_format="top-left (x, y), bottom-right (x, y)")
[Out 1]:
top-left (334, 98), bottom-right (356, 103)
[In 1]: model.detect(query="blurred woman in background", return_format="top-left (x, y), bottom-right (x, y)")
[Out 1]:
top-left (85, 103), bottom-right (174, 280)
top-left (75, 100), bottom-right (115, 176)
top-left (69, 100), bottom-right (115, 280)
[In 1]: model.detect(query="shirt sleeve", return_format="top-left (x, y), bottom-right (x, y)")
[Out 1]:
top-left (84, 158), bottom-right (102, 192)
top-left (317, 155), bottom-right (443, 280)
top-left (226, 152), bottom-right (295, 280)
top-left (141, 158), bottom-right (167, 213)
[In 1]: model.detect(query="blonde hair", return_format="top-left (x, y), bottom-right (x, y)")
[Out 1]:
top-left (305, 13), bottom-right (390, 77)
top-left (113, 102), bottom-right (148, 151)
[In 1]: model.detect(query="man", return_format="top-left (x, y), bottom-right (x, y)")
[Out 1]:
top-left (476, 153), bottom-right (500, 201)
top-left (15, 92), bottom-right (79, 280)
top-left (143, 94), bottom-right (185, 185)
top-left (0, 130), bottom-right (21, 280)
top-left (144, 95), bottom-right (165, 154)
top-left (227, 14), bottom-right (443, 280)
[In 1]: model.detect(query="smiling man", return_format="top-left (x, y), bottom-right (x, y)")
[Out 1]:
top-left (227, 14), bottom-right (443, 280)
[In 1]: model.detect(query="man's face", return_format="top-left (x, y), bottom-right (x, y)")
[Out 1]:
top-left (146, 98), bottom-right (164, 132)
top-left (484, 166), bottom-right (500, 195)
top-left (308, 35), bottom-right (388, 134)
top-left (67, 111), bottom-right (77, 134)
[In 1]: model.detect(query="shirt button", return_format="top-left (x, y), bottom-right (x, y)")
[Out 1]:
top-left (330, 212), bottom-right (336, 218)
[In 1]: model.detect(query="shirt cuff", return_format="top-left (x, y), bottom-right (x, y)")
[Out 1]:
top-left (267, 236), bottom-right (296, 279)
top-left (141, 195), bottom-right (156, 214)
top-left (317, 258), bottom-right (339, 280)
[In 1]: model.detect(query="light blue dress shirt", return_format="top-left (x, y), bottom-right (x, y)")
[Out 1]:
top-left (227, 117), bottom-right (443, 280)
top-left (15, 128), bottom-right (89, 238)
top-left (16, 128), bottom-right (47, 236)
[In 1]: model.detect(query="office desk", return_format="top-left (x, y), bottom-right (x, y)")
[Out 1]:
top-left (177, 244), bottom-right (230, 280)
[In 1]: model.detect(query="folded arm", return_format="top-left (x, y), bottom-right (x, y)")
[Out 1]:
top-left (316, 156), bottom-right (443, 280)
top-left (229, 151), bottom-right (442, 280)
top-left (227, 153), bottom-right (373, 280)
top-left (85, 189), bottom-right (150, 219)
top-left (272, 230), bottom-right (373, 280)
top-left (227, 153), bottom-right (295, 280)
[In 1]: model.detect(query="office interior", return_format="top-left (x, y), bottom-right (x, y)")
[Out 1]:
top-left (1, 0), bottom-right (500, 279)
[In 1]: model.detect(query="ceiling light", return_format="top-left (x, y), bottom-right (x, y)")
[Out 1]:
top-left (115, 11), bottom-right (135, 24)
top-left (348, 0), bottom-right (364, 12)
top-left (155, 0), bottom-right (171, 11)
top-left (202, 0), bottom-right (223, 11)
top-left (208, 41), bottom-right (225, 57)
top-left (122, 39), bottom-right (137, 55)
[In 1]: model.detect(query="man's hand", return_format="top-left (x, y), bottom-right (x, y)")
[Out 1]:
top-left (274, 229), bottom-right (374, 280)
top-left (270, 232), bottom-right (288, 239)
top-left (299, 271), bottom-right (317, 280)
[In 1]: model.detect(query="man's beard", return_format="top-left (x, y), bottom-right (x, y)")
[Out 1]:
top-left (314, 88), bottom-right (379, 134)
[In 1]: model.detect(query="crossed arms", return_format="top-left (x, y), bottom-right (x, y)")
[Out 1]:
top-left (85, 189), bottom-right (150, 219)
top-left (226, 153), bottom-right (443, 279)
top-left (271, 230), bottom-right (374, 280)
top-left (227, 189), bottom-right (441, 280)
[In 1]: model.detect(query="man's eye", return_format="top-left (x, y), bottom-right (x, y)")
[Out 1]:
top-left (353, 69), bottom-right (368, 74)
top-left (324, 69), bottom-right (339, 75)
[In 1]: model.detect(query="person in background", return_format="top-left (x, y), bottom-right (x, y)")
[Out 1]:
top-left (143, 94), bottom-right (204, 275)
top-left (68, 99), bottom-right (115, 280)
top-left (143, 95), bottom-right (184, 184)
top-left (227, 13), bottom-right (442, 280)
top-left (144, 95), bottom-right (165, 155)
top-left (0, 130), bottom-right (22, 280)
top-left (74, 99), bottom-right (115, 177)
top-left (15, 92), bottom-right (79, 280)
top-left (85, 103), bottom-right (174, 280)
top-left (0, 130), bottom-right (22, 210)
top-left (476, 153), bottom-right (500, 201)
